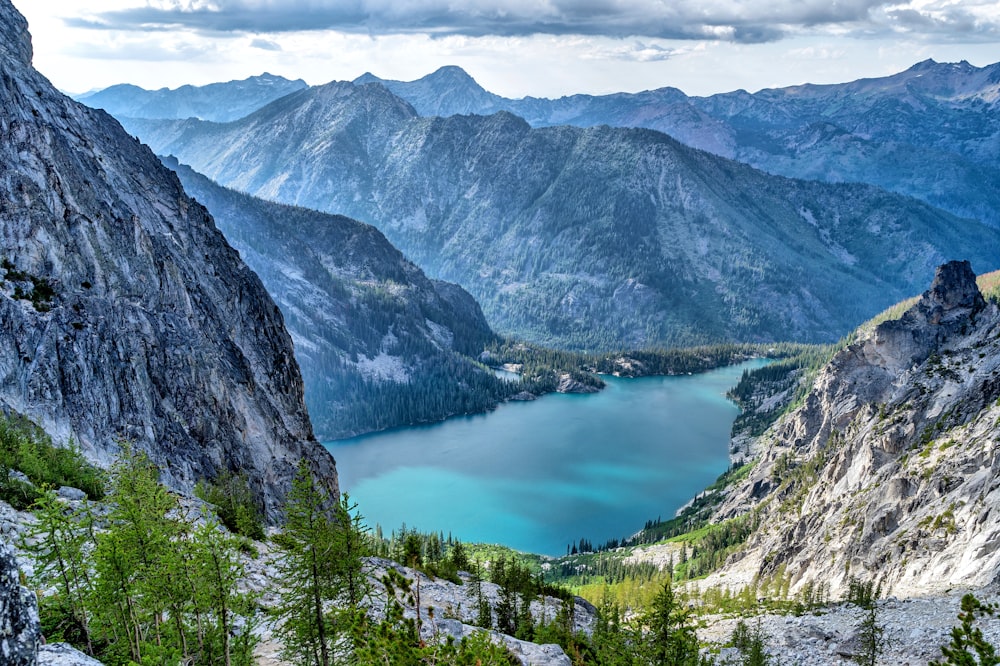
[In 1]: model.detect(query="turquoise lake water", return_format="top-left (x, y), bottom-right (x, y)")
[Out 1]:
top-left (325, 360), bottom-right (766, 556)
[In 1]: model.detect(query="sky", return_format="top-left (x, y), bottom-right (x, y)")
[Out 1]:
top-left (15, 0), bottom-right (1000, 99)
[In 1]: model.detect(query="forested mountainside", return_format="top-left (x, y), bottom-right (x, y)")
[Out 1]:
top-left (75, 73), bottom-right (308, 123)
top-left (362, 61), bottom-right (1000, 227)
top-left (116, 82), bottom-right (1000, 350)
top-left (166, 160), bottom-right (517, 440)
top-left (0, 0), bottom-right (335, 517)
top-left (699, 261), bottom-right (1000, 598)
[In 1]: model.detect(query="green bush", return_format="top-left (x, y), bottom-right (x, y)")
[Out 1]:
top-left (0, 414), bottom-right (104, 504)
top-left (195, 470), bottom-right (265, 540)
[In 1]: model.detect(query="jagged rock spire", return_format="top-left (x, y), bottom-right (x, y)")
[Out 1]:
top-left (919, 259), bottom-right (986, 319)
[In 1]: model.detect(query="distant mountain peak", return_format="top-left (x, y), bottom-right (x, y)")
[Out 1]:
top-left (350, 65), bottom-right (499, 117)
top-left (248, 72), bottom-right (306, 86)
top-left (907, 57), bottom-right (977, 74)
top-left (426, 65), bottom-right (475, 79)
top-left (420, 65), bottom-right (487, 92)
top-left (353, 72), bottom-right (383, 85)
top-left (76, 70), bottom-right (309, 122)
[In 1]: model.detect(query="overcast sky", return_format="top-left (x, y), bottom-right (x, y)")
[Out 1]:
top-left (15, 0), bottom-right (1000, 98)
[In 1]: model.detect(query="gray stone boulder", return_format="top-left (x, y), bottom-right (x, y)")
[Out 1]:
top-left (0, 540), bottom-right (39, 666)
top-left (38, 643), bottom-right (105, 666)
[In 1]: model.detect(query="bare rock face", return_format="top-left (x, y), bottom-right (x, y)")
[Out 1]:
top-left (867, 260), bottom-right (986, 370)
top-left (0, 0), bottom-right (29, 68)
top-left (704, 261), bottom-right (1000, 598)
top-left (0, 541), bottom-right (39, 666)
top-left (0, 0), bottom-right (336, 518)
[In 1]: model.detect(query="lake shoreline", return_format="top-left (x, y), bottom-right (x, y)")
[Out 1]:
top-left (325, 359), bottom-right (768, 556)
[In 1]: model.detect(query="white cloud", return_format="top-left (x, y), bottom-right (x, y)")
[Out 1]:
top-left (12, 0), bottom-right (1000, 98)
top-left (45, 0), bottom-right (1000, 43)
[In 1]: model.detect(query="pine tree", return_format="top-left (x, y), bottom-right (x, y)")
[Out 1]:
top-left (472, 560), bottom-right (492, 630)
top-left (189, 511), bottom-right (258, 666)
top-left (846, 578), bottom-right (885, 666)
top-left (332, 493), bottom-right (370, 608)
top-left (89, 445), bottom-right (182, 664)
top-left (272, 461), bottom-right (343, 666)
top-left (592, 595), bottom-right (639, 666)
top-left (931, 594), bottom-right (999, 666)
top-left (731, 619), bottom-right (771, 666)
top-left (26, 490), bottom-right (96, 654)
top-left (644, 577), bottom-right (700, 665)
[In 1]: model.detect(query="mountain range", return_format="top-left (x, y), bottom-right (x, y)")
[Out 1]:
top-left (76, 73), bottom-right (308, 123)
top-left (360, 62), bottom-right (1000, 228)
top-left (113, 81), bottom-right (1000, 350)
top-left (83, 60), bottom-right (1000, 229)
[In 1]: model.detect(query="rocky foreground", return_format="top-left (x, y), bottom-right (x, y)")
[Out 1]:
top-left (700, 584), bottom-right (1000, 665)
top-left (1, 491), bottom-right (594, 666)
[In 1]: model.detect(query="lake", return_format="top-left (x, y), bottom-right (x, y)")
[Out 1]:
top-left (325, 359), bottom-right (766, 556)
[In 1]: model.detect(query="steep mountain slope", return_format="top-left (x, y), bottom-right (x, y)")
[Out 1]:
top-left (119, 83), bottom-right (1000, 350)
top-left (701, 261), bottom-right (1000, 598)
top-left (165, 159), bottom-right (513, 440)
top-left (364, 61), bottom-right (1000, 226)
top-left (0, 0), bottom-right (335, 518)
top-left (76, 73), bottom-right (307, 122)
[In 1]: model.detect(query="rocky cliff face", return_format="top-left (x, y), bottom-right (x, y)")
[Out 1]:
top-left (704, 261), bottom-right (1000, 598)
top-left (0, 0), bottom-right (335, 517)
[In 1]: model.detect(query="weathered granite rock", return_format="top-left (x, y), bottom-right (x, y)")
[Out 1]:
top-left (867, 259), bottom-right (985, 370)
top-left (697, 262), bottom-right (1000, 598)
top-left (0, 540), bottom-right (39, 666)
top-left (38, 643), bottom-right (105, 666)
top-left (0, 0), bottom-right (336, 518)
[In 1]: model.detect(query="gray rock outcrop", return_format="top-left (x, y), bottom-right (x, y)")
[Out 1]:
top-left (0, 540), bottom-right (39, 666)
top-left (38, 643), bottom-right (106, 666)
top-left (701, 261), bottom-right (1000, 598)
top-left (0, 0), bottom-right (336, 518)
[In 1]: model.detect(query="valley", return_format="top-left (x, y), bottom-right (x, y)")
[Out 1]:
top-left (3, 0), bottom-right (1000, 663)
